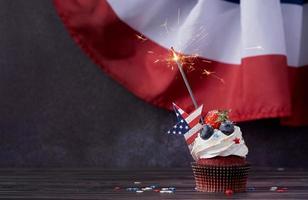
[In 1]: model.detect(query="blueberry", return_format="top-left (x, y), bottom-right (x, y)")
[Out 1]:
top-left (200, 125), bottom-right (214, 140)
top-left (219, 121), bottom-right (234, 135)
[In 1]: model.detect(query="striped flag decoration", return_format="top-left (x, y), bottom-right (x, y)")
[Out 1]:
top-left (54, 0), bottom-right (308, 126)
top-left (168, 103), bottom-right (204, 145)
top-left (172, 102), bottom-right (188, 120)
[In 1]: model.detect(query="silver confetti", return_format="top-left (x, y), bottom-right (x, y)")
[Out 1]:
top-left (270, 186), bottom-right (278, 191)
top-left (160, 190), bottom-right (174, 194)
top-left (141, 187), bottom-right (153, 191)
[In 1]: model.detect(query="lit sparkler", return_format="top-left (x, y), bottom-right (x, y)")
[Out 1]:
top-left (171, 47), bottom-right (199, 110)
top-left (135, 15), bottom-right (224, 86)
top-left (171, 47), bottom-right (204, 124)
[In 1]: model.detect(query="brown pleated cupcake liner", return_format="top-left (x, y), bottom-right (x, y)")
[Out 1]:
top-left (191, 162), bottom-right (250, 193)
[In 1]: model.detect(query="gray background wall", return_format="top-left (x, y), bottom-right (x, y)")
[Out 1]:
top-left (0, 0), bottom-right (307, 168)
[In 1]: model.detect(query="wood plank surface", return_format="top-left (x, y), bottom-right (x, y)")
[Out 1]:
top-left (0, 168), bottom-right (307, 199)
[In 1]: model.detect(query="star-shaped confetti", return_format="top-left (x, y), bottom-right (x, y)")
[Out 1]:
top-left (233, 138), bottom-right (240, 144)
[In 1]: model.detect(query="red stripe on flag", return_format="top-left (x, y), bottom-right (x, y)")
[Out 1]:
top-left (188, 117), bottom-right (200, 128)
top-left (53, 0), bottom-right (308, 126)
top-left (182, 113), bottom-right (189, 118)
top-left (186, 132), bottom-right (199, 145)
top-left (281, 66), bottom-right (308, 126)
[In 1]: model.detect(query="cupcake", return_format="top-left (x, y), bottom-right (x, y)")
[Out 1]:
top-left (168, 105), bottom-right (249, 193)
top-left (191, 110), bottom-right (249, 192)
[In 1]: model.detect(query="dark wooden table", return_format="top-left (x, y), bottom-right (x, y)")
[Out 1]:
top-left (0, 168), bottom-right (307, 199)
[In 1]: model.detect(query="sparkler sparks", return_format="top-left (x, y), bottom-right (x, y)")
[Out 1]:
top-left (140, 42), bottom-right (224, 84)
top-left (202, 60), bottom-right (212, 63)
top-left (202, 69), bottom-right (213, 76)
top-left (187, 65), bottom-right (196, 72)
top-left (160, 19), bottom-right (169, 34)
top-left (136, 34), bottom-right (147, 42)
top-left (202, 69), bottom-right (225, 84)
top-left (134, 12), bottom-right (224, 85)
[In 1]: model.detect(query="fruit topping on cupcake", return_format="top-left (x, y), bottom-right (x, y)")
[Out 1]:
top-left (219, 120), bottom-right (235, 135)
top-left (200, 125), bottom-right (214, 140)
top-left (201, 110), bottom-right (235, 140)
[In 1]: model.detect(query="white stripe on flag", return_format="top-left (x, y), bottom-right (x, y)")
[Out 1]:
top-left (184, 123), bottom-right (204, 140)
top-left (173, 103), bottom-right (186, 115)
top-left (107, 0), bottom-right (308, 67)
top-left (241, 0), bottom-right (286, 60)
top-left (107, 0), bottom-right (242, 64)
top-left (281, 4), bottom-right (307, 67)
top-left (185, 105), bottom-right (203, 123)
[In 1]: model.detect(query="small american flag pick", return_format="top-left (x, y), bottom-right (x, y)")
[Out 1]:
top-left (167, 103), bottom-right (205, 145)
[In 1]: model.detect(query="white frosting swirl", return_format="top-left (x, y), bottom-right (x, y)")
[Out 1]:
top-left (190, 126), bottom-right (248, 161)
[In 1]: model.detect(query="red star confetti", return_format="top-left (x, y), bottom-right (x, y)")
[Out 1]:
top-left (225, 189), bottom-right (234, 196)
top-left (233, 138), bottom-right (240, 144)
top-left (277, 187), bottom-right (288, 192)
top-left (277, 188), bottom-right (286, 193)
